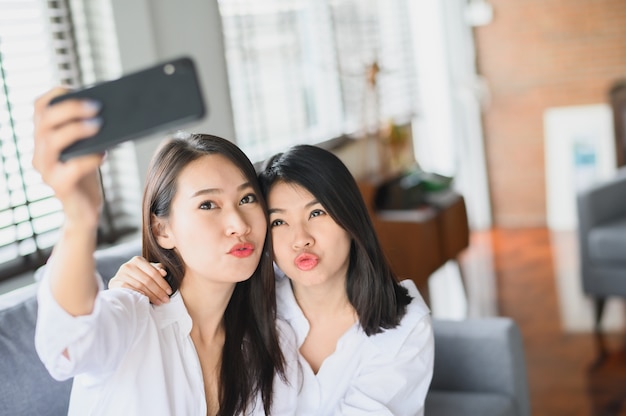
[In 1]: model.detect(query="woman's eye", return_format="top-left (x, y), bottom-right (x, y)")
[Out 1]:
top-left (240, 193), bottom-right (257, 205)
top-left (270, 219), bottom-right (285, 227)
top-left (310, 209), bottom-right (325, 218)
top-left (199, 201), bottom-right (217, 210)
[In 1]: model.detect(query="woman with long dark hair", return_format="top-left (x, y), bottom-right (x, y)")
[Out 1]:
top-left (258, 145), bottom-right (433, 415)
top-left (114, 144), bottom-right (434, 415)
top-left (32, 88), bottom-right (298, 415)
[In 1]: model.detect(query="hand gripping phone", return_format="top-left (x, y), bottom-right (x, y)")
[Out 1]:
top-left (50, 56), bottom-right (207, 161)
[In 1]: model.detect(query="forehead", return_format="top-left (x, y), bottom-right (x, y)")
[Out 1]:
top-left (268, 181), bottom-right (315, 205)
top-left (177, 154), bottom-right (248, 191)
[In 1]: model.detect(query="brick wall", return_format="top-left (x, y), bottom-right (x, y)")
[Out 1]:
top-left (474, 0), bottom-right (626, 226)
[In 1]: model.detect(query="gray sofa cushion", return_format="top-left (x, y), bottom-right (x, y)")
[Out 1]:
top-left (426, 391), bottom-right (515, 416)
top-left (588, 218), bottom-right (626, 263)
top-left (0, 295), bottom-right (71, 416)
top-left (93, 239), bottom-right (142, 285)
top-left (429, 318), bottom-right (529, 416)
top-left (1, 238), bottom-right (141, 416)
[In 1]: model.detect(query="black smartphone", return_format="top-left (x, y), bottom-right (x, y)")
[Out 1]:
top-left (50, 56), bottom-right (207, 161)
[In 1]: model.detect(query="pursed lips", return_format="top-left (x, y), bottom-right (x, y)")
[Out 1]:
top-left (294, 252), bottom-right (319, 271)
top-left (228, 242), bottom-right (254, 258)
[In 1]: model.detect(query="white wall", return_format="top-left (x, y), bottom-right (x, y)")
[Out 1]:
top-left (409, 0), bottom-right (492, 229)
top-left (109, 0), bottom-right (236, 188)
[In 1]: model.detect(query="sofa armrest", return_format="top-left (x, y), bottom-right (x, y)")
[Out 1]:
top-left (0, 294), bottom-right (72, 415)
top-left (0, 239), bottom-right (143, 416)
top-left (577, 166), bottom-right (626, 233)
top-left (430, 317), bottom-right (530, 416)
top-left (576, 167), bottom-right (626, 272)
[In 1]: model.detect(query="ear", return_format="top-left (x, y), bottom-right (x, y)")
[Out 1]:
top-left (152, 214), bottom-right (175, 250)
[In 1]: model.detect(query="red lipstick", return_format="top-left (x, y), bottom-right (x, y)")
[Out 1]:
top-left (294, 253), bottom-right (319, 271)
top-left (229, 242), bottom-right (254, 258)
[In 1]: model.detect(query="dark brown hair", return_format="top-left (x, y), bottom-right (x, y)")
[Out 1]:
top-left (141, 133), bottom-right (284, 415)
top-left (259, 144), bottom-right (412, 336)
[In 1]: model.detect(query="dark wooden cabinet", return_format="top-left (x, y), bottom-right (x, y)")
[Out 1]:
top-left (357, 175), bottom-right (469, 304)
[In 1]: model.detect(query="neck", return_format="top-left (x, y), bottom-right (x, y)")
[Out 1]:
top-left (291, 278), bottom-right (355, 323)
top-left (180, 276), bottom-right (235, 342)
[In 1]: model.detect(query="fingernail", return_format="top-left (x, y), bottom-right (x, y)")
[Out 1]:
top-left (162, 296), bottom-right (170, 303)
top-left (83, 117), bottom-right (102, 129)
top-left (83, 99), bottom-right (102, 112)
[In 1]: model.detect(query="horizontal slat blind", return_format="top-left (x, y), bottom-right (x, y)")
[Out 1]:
top-left (0, 0), bottom-right (81, 279)
top-left (68, 0), bottom-right (142, 243)
top-left (0, 0), bottom-right (141, 281)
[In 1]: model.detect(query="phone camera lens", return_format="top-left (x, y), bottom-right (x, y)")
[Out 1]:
top-left (163, 64), bottom-right (175, 75)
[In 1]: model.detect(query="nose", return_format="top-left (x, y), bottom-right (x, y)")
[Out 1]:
top-left (291, 223), bottom-right (314, 250)
top-left (225, 208), bottom-right (251, 237)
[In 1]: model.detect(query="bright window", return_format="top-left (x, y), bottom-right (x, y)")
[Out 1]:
top-left (0, 0), bottom-right (140, 281)
top-left (218, 0), bottom-right (418, 161)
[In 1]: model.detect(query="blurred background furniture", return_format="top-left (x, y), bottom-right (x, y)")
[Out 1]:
top-left (426, 317), bottom-right (530, 416)
top-left (576, 165), bottom-right (626, 331)
top-left (358, 174), bottom-right (470, 304)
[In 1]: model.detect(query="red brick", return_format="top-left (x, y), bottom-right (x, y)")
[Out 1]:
top-left (475, 0), bottom-right (626, 226)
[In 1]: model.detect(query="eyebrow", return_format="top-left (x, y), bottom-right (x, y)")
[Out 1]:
top-left (190, 182), bottom-right (253, 198)
top-left (268, 198), bottom-right (320, 215)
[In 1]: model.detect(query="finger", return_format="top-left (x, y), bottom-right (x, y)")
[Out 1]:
top-left (115, 258), bottom-right (171, 303)
top-left (34, 87), bottom-right (72, 119)
top-left (35, 87), bottom-right (101, 131)
top-left (33, 144), bottom-right (104, 199)
top-left (109, 261), bottom-right (166, 305)
top-left (148, 263), bottom-right (173, 295)
top-left (111, 277), bottom-right (164, 306)
top-left (33, 118), bottom-right (103, 177)
top-left (35, 116), bottom-right (102, 161)
top-left (131, 260), bottom-right (172, 302)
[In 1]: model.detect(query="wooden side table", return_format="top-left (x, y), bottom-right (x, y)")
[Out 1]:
top-left (357, 177), bottom-right (469, 305)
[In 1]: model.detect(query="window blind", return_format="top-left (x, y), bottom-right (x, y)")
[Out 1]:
top-left (0, 0), bottom-right (80, 279)
top-left (218, 0), bottom-right (418, 162)
top-left (0, 0), bottom-right (140, 281)
top-left (68, 0), bottom-right (142, 243)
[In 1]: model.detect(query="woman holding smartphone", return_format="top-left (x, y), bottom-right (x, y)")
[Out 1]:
top-left (32, 88), bottom-right (298, 415)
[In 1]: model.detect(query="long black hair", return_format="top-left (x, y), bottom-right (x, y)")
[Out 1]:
top-left (258, 144), bottom-right (412, 336)
top-left (142, 133), bottom-right (284, 414)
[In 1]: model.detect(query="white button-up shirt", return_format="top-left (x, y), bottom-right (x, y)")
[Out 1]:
top-left (276, 274), bottom-right (434, 416)
top-left (35, 274), bottom-right (299, 416)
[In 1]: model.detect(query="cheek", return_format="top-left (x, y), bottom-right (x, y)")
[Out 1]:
top-left (271, 229), bottom-right (290, 264)
top-left (174, 215), bottom-right (205, 239)
top-left (249, 208), bottom-right (268, 237)
top-left (328, 229), bottom-right (351, 256)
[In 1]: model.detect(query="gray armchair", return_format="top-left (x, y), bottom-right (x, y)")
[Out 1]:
top-left (426, 318), bottom-right (530, 416)
top-left (576, 166), bottom-right (626, 331)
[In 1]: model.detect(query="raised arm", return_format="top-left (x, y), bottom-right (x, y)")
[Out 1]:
top-left (32, 87), bottom-right (104, 316)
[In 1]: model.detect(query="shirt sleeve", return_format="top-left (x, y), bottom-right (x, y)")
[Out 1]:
top-left (335, 314), bottom-right (434, 416)
top-left (269, 318), bottom-right (301, 415)
top-left (34, 268), bottom-right (150, 381)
